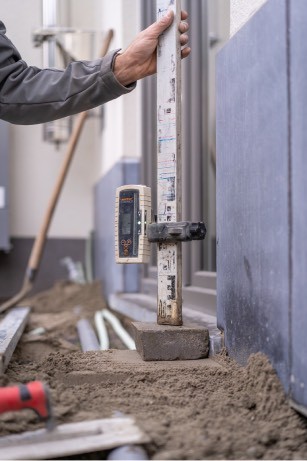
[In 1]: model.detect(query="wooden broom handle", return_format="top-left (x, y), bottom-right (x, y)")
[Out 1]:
top-left (28, 29), bottom-right (114, 274)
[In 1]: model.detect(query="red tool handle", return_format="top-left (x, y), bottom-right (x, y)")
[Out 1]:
top-left (0, 381), bottom-right (51, 420)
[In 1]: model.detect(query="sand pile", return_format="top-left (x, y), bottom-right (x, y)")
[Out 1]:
top-left (0, 281), bottom-right (306, 460)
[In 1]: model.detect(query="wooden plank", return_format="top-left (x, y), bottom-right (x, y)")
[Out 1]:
top-left (0, 306), bottom-right (30, 373)
top-left (156, 0), bottom-right (183, 326)
top-left (0, 417), bottom-right (150, 460)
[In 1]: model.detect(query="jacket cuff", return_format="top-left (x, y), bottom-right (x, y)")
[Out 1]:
top-left (99, 49), bottom-right (137, 96)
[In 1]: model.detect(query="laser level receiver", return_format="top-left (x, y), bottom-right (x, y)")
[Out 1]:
top-left (115, 183), bottom-right (206, 261)
top-left (115, 185), bottom-right (152, 264)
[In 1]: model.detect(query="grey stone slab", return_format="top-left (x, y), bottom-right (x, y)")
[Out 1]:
top-left (109, 292), bottom-right (223, 356)
top-left (216, 0), bottom-right (290, 388)
top-left (131, 321), bottom-right (209, 361)
top-left (289, 0), bottom-right (307, 410)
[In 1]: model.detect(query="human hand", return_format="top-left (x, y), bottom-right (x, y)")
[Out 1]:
top-left (114, 10), bottom-right (190, 87)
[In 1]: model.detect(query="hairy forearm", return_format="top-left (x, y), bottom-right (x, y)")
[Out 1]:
top-left (113, 53), bottom-right (135, 87)
top-left (114, 51), bottom-right (154, 87)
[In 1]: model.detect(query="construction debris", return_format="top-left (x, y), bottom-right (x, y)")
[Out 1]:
top-left (0, 417), bottom-right (149, 460)
top-left (0, 282), bottom-right (306, 460)
top-left (0, 307), bottom-right (30, 373)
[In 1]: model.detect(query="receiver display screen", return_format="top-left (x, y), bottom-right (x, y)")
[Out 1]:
top-left (118, 189), bottom-right (139, 258)
top-left (122, 212), bottom-right (131, 235)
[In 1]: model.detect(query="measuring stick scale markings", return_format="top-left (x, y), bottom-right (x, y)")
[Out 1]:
top-left (157, 0), bottom-right (183, 326)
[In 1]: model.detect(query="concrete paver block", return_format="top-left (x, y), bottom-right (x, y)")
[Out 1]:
top-left (131, 322), bottom-right (209, 361)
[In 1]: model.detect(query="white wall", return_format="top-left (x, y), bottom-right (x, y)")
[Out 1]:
top-left (100, 0), bottom-right (141, 175)
top-left (230, 0), bottom-right (268, 36)
top-left (1, 0), bottom-right (140, 239)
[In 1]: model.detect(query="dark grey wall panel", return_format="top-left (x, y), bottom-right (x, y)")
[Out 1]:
top-left (0, 237), bottom-right (85, 300)
top-left (289, 0), bottom-right (307, 410)
top-left (216, 0), bottom-right (290, 388)
top-left (0, 120), bottom-right (10, 251)
top-left (0, 210), bottom-right (9, 253)
top-left (94, 159), bottom-right (140, 299)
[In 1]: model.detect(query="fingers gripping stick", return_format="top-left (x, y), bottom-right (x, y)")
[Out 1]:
top-left (0, 381), bottom-right (54, 430)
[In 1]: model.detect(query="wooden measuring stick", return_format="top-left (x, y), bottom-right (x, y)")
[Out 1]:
top-left (156, 0), bottom-right (183, 326)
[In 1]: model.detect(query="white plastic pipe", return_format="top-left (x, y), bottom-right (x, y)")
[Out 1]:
top-left (28, 327), bottom-right (46, 336)
top-left (94, 311), bottom-right (110, 350)
top-left (107, 445), bottom-right (148, 460)
top-left (77, 318), bottom-right (100, 352)
top-left (101, 309), bottom-right (135, 350)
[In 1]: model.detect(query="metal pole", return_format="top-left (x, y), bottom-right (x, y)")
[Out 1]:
top-left (42, 0), bottom-right (57, 68)
top-left (156, 0), bottom-right (182, 326)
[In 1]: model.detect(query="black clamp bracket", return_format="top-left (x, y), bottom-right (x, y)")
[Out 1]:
top-left (147, 221), bottom-right (206, 244)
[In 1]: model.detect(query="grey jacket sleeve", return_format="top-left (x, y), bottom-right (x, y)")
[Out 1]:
top-left (0, 21), bottom-right (136, 125)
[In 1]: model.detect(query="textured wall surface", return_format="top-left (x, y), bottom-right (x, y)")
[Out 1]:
top-left (217, 0), bottom-right (307, 414)
top-left (231, 0), bottom-right (267, 36)
top-left (217, 0), bottom-right (289, 386)
top-left (289, 0), bottom-right (307, 414)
